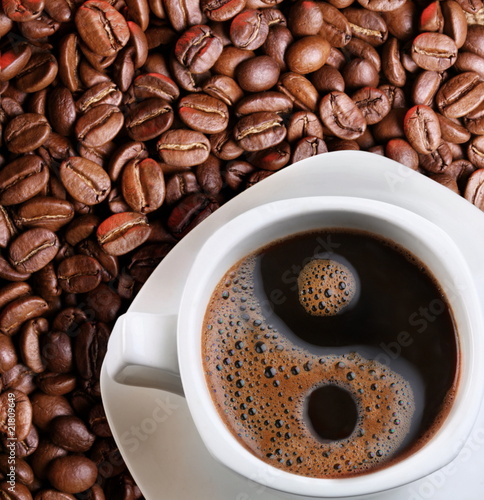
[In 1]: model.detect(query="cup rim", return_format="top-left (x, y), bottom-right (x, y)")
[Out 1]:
top-left (178, 196), bottom-right (484, 498)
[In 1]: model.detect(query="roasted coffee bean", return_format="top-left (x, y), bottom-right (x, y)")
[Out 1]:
top-left (287, 0), bottom-right (323, 37)
top-left (0, 282), bottom-right (31, 310)
top-left (201, 0), bottom-right (246, 21)
top-left (75, 82), bottom-right (121, 114)
top-left (456, 50), bottom-right (484, 79)
top-left (411, 32), bottom-right (458, 71)
top-left (438, 114), bottom-right (471, 144)
top-left (248, 141), bottom-right (291, 171)
top-left (108, 142), bottom-right (150, 183)
top-left (0, 256), bottom-right (31, 282)
top-left (164, 0), bottom-right (202, 32)
top-left (63, 215), bottom-right (99, 247)
top-left (319, 91), bottom-right (367, 140)
top-left (357, 0), bottom-right (406, 11)
top-left (319, 2), bottom-right (351, 47)
top-left (84, 283), bottom-right (122, 323)
top-left (262, 25), bottom-right (293, 71)
top-left (75, 321), bottom-right (109, 380)
top-left (0, 206), bottom-right (16, 249)
top-left (412, 71), bottom-right (443, 107)
top-left (19, 318), bottom-right (48, 373)
top-left (0, 480), bottom-right (33, 499)
top-left (75, 0), bottom-right (130, 57)
top-left (0, 44), bottom-right (32, 83)
top-left (49, 415), bottom-right (95, 452)
top-left (41, 331), bottom-right (73, 373)
top-left (87, 403), bottom-right (111, 437)
top-left (341, 58), bottom-right (380, 90)
top-left (9, 229), bottom-right (59, 274)
top-left (0, 455), bottom-right (34, 487)
top-left (0, 156), bottom-right (48, 206)
top-left (165, 171), bottom-right (200, 205)
top-left (75, 104), bottom-right (124, 147)
top-left (59, 157), bottom-right (111, 206)
top-left (286, 111), bottom-right (323, 143)
top-left (14, 197), bottom-right (74, 232)
top-left (125, 98), bottom-right (174, 141)
top-left (2, 0), bottom-right (43, 21)
top-left (352, 86), bottom-right (390, 125)
top-left (436, 71), bottom-right (484, 118)
top-left (0, 390), bottom-right (32, 441)
top-left (121, 158), bottom-right (165, 213)
top-left (230, 10), bottom-right (269, 50)
top-left (468, 136), bottom-right (484, 169)
top-left (286, 36), bottom-right (330, 75)
top-left (419, 1), bottom-right (444, 32)
top-left (175, 25), bottom-right (223, 73)
top-left (235, 55), bottom-right (281, 91)
top-left (381, 37), bottom-right (406, 87)
top-left (234, 111), bottom-right (286, 151)
top-left (47, 455), bottom-right (97, 494)
top-left (30, 439), bottom-right (68, 480)
top-left (311, 66), bottom-right (345, 93)
top-left (345, 37), bottom-right (382, 72)
top-left (212, 46), bottom-right (255, 77)
top-left (167, 192), bottom-right (219, 238)
top-left (57, 255), bottom-right (103, 294)
top-left (404, 105), bottom-right (442, 154)
top-left (441, 0), bottom-right (468, 48)
top-left (235, 91), bottom-right (293, 117)
top-left (464, 168), bottom-right (484, 209)
top-left (419, 141), bottom-right (453, 173)
top-left (157, 129), bottom-right (210, 167)
top-left (277, 72), bottom-right (319, 112)
top-left (15, 53), bottom-right (58, 93)
top-left (464, 102), bottom-right (484, 135)
top-left (202, 75), bottom-right (244, 106)
top-left (210, 130), bottom-right (244, 160)
top-left (36, 372), bottom-right (76, 396)
top-left (133, 73), bottom-right (180, 102)
top-left (291, 136), bottom-right (328, 163)
top-left (30, 393), bottom-right (73, 432)
top-left (178, 94), bottom-right (229, 133)
top-left (0, 333), bottom-right (18, 373)
top-left (343, 7), bottom-right (388, 46)
top-left (97, 212), bottom-right (151, 255)
top-left (77, 239), bottom-right (119, 282)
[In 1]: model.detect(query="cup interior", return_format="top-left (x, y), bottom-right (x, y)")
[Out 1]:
top-left (178, 196), bottom-right (482, 498)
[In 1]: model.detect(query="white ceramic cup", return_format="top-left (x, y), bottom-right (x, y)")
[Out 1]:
top-left (104, 196), bottom-right (484, 498)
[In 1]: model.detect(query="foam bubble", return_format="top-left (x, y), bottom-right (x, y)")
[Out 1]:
top-left (297, 259), bottom-right (357, 316)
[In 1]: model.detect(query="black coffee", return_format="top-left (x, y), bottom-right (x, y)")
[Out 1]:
top-left (202, 229), bottom-right (458, 478)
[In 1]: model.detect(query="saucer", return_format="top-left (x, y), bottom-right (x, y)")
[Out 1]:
top-left (101, 151), bottom-right (484, 500)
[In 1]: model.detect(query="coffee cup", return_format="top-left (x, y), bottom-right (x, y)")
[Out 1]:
top-left (104, 195), bottom-right (484, 498)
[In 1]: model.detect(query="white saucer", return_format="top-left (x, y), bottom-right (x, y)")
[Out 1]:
top-left (101, 151), bottom-right (484, 500)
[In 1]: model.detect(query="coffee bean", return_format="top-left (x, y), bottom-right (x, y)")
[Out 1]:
top-left (59, 157), bottom-right (111, 206)
top-left (167, 192), bottom-right (219, 238)
top-left (19, 318), bottom-right (48, 373)
top-left (14, 197), bottom-right (74, 232)
top-left (36, 372), bottom-right (76, 396)
top-left (236, 55), bottom-right (281, 91)
top-left (125, 98), bottom-right (174, 141)
top-left (128, 243), bottom-right (172, 283)
top-left (411, 32), bottom-right (458, 71)
top-left (15, 53), bottom-right (58, 93)
top-left (234, 111), bottom-right (286, 151)
top-left (175, 24), bottom-right (223, 73)
top-left (0, 455), bottom-right (34, 487)
top-left (344, 7), bottom-right (388, 46)
top-left (164, 0), bottom-right (202, 32)
top-left (382, 37), bottom-right (406, 87)
top-left (464, 102), bottom-right (484, 135)
top-left (346, 37), bottom-right (382, 72)
top-left (262, 25), bottom-right (293, 71)
top-left (352, 86), bottom-right (390, 125)
top-left (133, 73), bottom-right (180, 102)
top-left (2, 0), bottom-right (43, 21)
top-left (97, 212), bottom-right (151, 255)
top-left (441, 0), bottom-right (468, 49)
top-left (319, 2), bottom-right (351, 47)
top-left (77, 239), bottom-right (119, 282)
top-left (202, 75), bottom-right (244, 107)
top-left (287, 0), bottom-right (323, 37)
top-left (468, 135), bottom-right (484, 169)
top-left (75, 104), bottom-right (124, 147)
top-left (75, 0), bottom-right (129, 57)
top-left (0, 390), bottom-right (32, 441)
top-left (49, 415), bottom-right (95, 452)
top-left (319, 91), bottom-right (367, 140)
top-left (287, 111), bottom-right (324, 143)
top-left (438, 113), bottom-right (471, 144)
top-left (75, 321), bottom-right (109, 381)
top-left (230, 10), bottom-right (269, 50)
top-left (0, 43), bottom-right (32, 83)
top-left (157, 129), bottom-right (210, 167)
top-left (56, 255), bottom-right (103, 294)
top-left (178, 93), bottom-right (229, 133)
top-left (0, 156), bottom-right (49, 206)
top-left (201, 0), bottom-right (246, 21)
top-left (341, 58), bottom-right (380, 90)
top-left (121, 158), bottom-right (165, 213)
top-left (8, 229), bottom-right (59, 274)
top-left (212, 46), bottom-right (255, 78)
top-left (0, 333), bottom-right (18, 373)
top-left (84, 283), bottom-right (122, 323)
top-left (404, 105), bottom-right (442, 154)
top-left (235, 91), bottom-right (293, 117)
top-left (165, 171), bottom-right (200, 205)
top-left (248, 141), bottom-right (291, 171)
top-left (436, 71), bottom-right (484, 118)
top-left (0, 206), bottom-right (16, 249)
top-left (291, 136), bottom-right (328, 163)
top-left (419, 1), bottom-right (444, 32)
top-left (210, 130), bottom-right (244, 160)
top-left (419, 141), bottom-right (453, 173)
top-left (277, 72), bottom-right (319, 112)
top-left (464, 168), bottom-right (484, 209)
top-left (286, 36), bottom-right (330, 75)
top-left (462, 24), bottom-right (484, 59)
top-left (47, 455), bottom-right (97, 494)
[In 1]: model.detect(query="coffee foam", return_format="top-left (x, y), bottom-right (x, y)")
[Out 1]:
top-left (203, 256), bottom-right (415, 478)
top-left (297, 258), bottom-right (357, 316)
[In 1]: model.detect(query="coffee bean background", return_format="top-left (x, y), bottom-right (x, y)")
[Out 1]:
top-left (0, 0), bottom-right (483, 498)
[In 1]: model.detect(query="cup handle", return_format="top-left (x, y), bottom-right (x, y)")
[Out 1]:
top-left (105, 312), bottom-right (183, 396)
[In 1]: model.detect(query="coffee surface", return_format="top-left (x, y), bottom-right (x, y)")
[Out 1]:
top-left (203, 229), bottom-right (458, 478)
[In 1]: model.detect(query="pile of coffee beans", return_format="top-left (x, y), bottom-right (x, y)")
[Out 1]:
top-left (0, 0), bottom-right (483, 497)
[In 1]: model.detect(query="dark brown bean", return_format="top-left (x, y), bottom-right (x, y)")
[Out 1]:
top-left (0, 333), bottom-right (18, 373)
top-left (178, 94), bottom-right (229, 133)
top-left (157, 129), bottom-right (210, 167)
top-left (57, 255), bottom-right (103, 294)
top-left (230, 10), bottom-right (269, 50)
top-left (49, 415), bottom-right (95, 452)
top-left (404, 105), bottom-right (442, 154)
top-left (125, 98), bottom-right (174, 141)
top-left (352, 86), bottom-right (390, 125)
top-left (15, 53), bottom-right (58, 93)
top-left (19, 318), bottom-right (48, 373)
top-left (14, 197), bottom-right (74, 232)
top-left (75, 104), bottom-right (124, 147)
top-left (286, 36), bottom-right (330, 75)
top-left (343, 7), bottom-right (388, 46)
top-left (319, 91), bottom-right (367, 139)
top-left (234, 111), bottom-right (286, 151)
top-left (436, 71), bottom-right (484, 118)
top-left (465, 168), bottom-right (484, 209)
top-left (8, 229), bottom-right (59, 274)
top-left (468, 136), bottom-right (484, 169)
top-left (418, 141), bottom-right (453, 173)
top-left (411, 32), bottom-right (458, 71)
top-left (291, 136), bottom-right (328, 163)
top-left (0, 390), bottom-right (32, 441)
top-left (47, 455), bottom-right (97, 494)
top-left (277, 72), bottom-right (319, 112)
